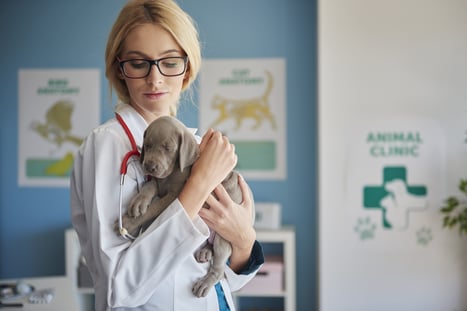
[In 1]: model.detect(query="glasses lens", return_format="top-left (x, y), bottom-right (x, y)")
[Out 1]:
top-left (158, 57), bottom-right (186, 76)
top-left (122, 60), bottom-right (151, 78)
top-left (120, 57), bottom-right (187, 78)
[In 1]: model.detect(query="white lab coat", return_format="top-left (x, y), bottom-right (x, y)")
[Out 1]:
top-left (70, 104), bottom-right (257, 311)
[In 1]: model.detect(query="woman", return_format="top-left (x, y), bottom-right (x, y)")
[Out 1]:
top-left (70, 0), bottom-right (263, 310)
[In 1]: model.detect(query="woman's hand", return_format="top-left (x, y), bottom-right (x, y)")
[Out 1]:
top-left (199, 174), bottom-right (256, 272)
top-left (194, 128), bottom-right (238, 190)
top-left (179, 129), bottom-right (238, 218)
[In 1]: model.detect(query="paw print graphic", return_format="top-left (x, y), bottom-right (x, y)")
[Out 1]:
top-left (354, 217), bottom-right (376, 240)
top-left (416, 227), bottom-right (433, 246)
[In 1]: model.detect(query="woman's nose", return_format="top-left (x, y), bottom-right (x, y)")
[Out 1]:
top-left (146, 64), bottom-right (163, 84)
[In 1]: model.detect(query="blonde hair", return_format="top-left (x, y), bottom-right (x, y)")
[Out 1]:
top-left (105, 0), bottom-right (201, 116)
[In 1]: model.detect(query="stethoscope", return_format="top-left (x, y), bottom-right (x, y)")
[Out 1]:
top-left (116, 113), bottom-right (140, 241)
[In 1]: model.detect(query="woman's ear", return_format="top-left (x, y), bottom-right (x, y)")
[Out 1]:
top-left (183, 65), bottom-right (190, 80)
top-left (115, 60), bottom-right (125, 79)
top-left (118, 69), bottom-right (125, 80)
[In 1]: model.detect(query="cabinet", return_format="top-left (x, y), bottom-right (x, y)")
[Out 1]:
top-left (65, 227), bottom-right (296, 311)
top-left (234, 227), bottom-right (296, 311)
top-left (65, 229), bottom-right (94, 311)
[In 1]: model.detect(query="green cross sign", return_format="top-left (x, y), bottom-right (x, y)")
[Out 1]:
top-left (363, 166), bottom-right (427, 230)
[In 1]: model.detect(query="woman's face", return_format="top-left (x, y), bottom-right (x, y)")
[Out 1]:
top-left (119, 23), bottom-right (187, 122)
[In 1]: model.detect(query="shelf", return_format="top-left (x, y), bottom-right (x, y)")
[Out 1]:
top-left (256, 226), bottom-right (295, 241)
top-left (77, 287), bottom-right (94, 295)
top-left (234, 227), bottom-right (296, 311)
top-left (235, 291), bottom-right (287, 297)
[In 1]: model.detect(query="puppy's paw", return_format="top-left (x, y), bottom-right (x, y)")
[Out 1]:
top-left (128, 194), bottom-right (152, 217)
top-left (116, 214), bottom-right (142, 238)
top-left (192, 273), bottom-right (218, 298)
top-left (195, 244), bottom-right (213, 263)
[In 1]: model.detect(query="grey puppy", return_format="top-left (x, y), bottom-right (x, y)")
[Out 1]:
top-left (118, 116), bottom-right (249, 298)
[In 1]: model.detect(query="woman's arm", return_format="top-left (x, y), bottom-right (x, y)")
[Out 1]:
top-left (199, 174), bottom-right (257, 273)
top-left (179, 128), bottom-right (238, 219)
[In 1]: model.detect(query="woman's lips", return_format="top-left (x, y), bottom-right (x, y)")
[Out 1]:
top-left (144, 91), bottom-right (166, 100)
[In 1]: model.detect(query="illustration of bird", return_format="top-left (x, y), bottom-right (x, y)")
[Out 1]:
top-left (31, 100), bottom-right (83, 147)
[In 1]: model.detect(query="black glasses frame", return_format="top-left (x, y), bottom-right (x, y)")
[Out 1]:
top-left (118, 56), bottom-right (188, 78)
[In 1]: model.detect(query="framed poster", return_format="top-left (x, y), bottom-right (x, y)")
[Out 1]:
top-left (200, 58), bottom-right (286, 180)
top-left (18, 69), bottom-right (100, 187)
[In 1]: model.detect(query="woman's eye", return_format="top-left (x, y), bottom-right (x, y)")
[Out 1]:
top-left (164, 62), bottom-right (177, 68)
top-left (129, 60), bottom-right (148, 69)
top-left (161, 59), bottom-right (181, 68)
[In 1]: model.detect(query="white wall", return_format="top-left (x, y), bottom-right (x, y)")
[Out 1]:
top-left (319, 1), bottom-right (467, 310)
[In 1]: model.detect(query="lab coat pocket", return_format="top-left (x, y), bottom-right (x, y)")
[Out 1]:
top-left (173, 258), bottom-right (217, 311)
top-left (120, 158), bottom-right (145, 213)
top-left (126, 157), bottom-right (145, 189)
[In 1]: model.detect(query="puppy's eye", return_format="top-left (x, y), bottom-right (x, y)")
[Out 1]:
top-left (163, 143), bottom-right (174, 152)
top-left (144, 143), bottom-right (152, 150)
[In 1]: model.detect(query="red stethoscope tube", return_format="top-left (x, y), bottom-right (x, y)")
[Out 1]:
top-left (116, 113), bottom-right (141, 240)
top-left (116, 113), bottom-right (141, 175)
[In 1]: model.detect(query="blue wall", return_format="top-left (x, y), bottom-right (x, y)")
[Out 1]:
top-left (0, 0), bottom-right (317, 309)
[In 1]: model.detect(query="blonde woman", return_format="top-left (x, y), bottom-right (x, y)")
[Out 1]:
top-left (70, 0), bottom-right (263, 310)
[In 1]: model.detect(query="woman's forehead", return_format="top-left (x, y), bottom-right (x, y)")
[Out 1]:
top-left (121, 24), bottom-right (182, 58)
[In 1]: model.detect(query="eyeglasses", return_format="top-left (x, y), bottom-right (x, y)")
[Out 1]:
top-left (118, 56), bottom-right (188, 79)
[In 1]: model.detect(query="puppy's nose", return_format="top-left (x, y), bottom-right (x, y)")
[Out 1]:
top-left (144, 161), bottom-right (160, 175)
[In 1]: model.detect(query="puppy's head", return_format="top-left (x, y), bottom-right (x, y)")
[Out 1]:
top-left (140, 116), bottom-right (199, 178)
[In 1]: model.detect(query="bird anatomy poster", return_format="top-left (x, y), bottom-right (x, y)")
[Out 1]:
top-left (199, 58), bottom-right (286, 180)
top-left (18, 69), bottom-right (100, 187)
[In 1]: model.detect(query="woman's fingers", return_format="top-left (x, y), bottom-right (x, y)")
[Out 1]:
top-left (198, 128), bottom-right (213, 152)
top-left (237, 174), bottom-right (252, 208)
top-left (192, 130), bottom-right (237, 192)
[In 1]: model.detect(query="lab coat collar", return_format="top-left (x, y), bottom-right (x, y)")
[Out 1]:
top-left (115, 103), bottom-right (147, 150)
top-left (114, 103), bottom-right (198, 149)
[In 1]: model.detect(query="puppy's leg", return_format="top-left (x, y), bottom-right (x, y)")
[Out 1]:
top-left (114, 180), bottom-right (158, 236)
top-left (192, 171), bottom-right (252, 297)
top-left (195, 242), bottom-right (213, 263)
top-left (128, 179), bottom-right (158, 217)
top-left (192, 235), bottom-right (232, 298)
top-left (118, 192), bottom-right (177, 237)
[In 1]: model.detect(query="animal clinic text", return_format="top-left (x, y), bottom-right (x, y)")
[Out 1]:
top-left (366, 131), bottom-right (423, 158)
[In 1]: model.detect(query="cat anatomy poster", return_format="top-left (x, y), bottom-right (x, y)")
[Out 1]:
top-left (18, 69), bottom-right (100, 187)
top-left (199, 58), bottom-right (286, 180)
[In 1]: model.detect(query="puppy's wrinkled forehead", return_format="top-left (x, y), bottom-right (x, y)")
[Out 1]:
top-left (145, 116), bottom-right (185, 141)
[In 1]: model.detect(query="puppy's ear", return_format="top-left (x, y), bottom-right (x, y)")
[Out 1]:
top-left (140, 129), bottom-right (147, 164)
top-left (178, 129), bottom-right (199, 172)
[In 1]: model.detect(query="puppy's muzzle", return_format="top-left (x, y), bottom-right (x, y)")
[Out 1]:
top-left (143, 160), bottom-right (169, 178)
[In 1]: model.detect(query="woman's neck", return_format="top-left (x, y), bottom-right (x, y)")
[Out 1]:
top-left (130, 102), bottom-right (170, 124)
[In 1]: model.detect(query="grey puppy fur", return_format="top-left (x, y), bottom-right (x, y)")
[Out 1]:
top-left (118, 116), bottom-right (249, 298)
